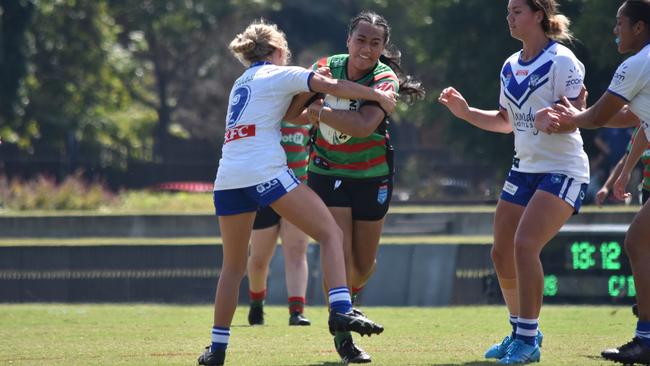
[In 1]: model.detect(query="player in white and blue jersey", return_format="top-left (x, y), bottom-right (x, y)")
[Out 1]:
top-left (536, 1), bottom-right (650, 363)
top-left (197, 20), bottom-right (396, 366)
top-left (439, 0), bottom-right (588, 364)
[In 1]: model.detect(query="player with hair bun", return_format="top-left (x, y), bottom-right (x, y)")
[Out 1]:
top-left (439, 0), bottom-right (588, 364)
top-left (197, 19), bottom-right (396, 366)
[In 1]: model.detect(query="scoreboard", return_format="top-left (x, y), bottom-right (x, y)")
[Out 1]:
top-left (541, 224), bottom-right (635, 304)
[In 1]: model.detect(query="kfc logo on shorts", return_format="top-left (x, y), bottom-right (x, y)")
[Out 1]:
top-left (224, 124), bottom-right (255, 143)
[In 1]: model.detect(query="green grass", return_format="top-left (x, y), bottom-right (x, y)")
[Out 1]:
top-left (0, 304), bottom-right (636, 365)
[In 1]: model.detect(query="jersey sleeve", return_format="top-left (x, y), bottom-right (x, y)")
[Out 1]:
top-left (552, 55), bottom-right (585, 102)
top-left (498, 62), bottom-right (509, 110)
top-left (277, 66), bottom-right (313, 94)
top-left (608, 56), bottom-right (649, 102)
top-left (370, 69), bottom-right (399, 93)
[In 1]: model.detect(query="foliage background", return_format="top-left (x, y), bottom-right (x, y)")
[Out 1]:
top-left (0, 0), bottom-right (628, 201)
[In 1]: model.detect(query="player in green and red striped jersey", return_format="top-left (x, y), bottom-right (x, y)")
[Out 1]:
top-left (247, 121), bottom-right (314, 327)
top-left (595, 124), bottom-right (650, 207)
top-left (303, 11), bottom-right (425, 364)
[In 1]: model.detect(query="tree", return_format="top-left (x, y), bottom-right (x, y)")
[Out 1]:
top-left (0, 0), bottom-right (34, 148)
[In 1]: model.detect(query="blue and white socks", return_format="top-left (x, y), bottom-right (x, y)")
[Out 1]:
top-left (637, 321), bottom-right (650, 346)
top-left (328, 286), bottom-right (353, 314)
top-left (509, 314), bottom-right (518, 338)
top-left (515, 317), bottom-right (538, 346)
top-left (211, 326), bottom-right (230, 352)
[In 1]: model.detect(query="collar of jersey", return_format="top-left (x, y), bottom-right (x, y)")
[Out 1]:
top-left (344, 55), bottom-right (378, 83)
top-left (518, 39), bottom-right (556, 66)
top-left (249, 61), bottom-right (273, 68)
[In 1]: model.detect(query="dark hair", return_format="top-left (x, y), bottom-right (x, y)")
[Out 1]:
top-left (622, 0), bottom-right (650, 29)
top-left (348, 11), bottom-right (426, 105)
top-left (526, 0), bottom-right (574, 42)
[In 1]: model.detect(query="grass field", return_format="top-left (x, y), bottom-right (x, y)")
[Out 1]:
top-left (0, 304), bottom-right (637, 365)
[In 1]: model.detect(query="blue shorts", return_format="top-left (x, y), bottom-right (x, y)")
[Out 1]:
top-left (499, 170), bottom-right (588, 213)
top-left (213, 169), bottom-right (300, 216)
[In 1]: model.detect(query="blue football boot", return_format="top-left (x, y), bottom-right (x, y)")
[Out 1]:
top-left (485, 331), bottom-right (543, 359)
top-left (498, 339), bottom-right (541, 364)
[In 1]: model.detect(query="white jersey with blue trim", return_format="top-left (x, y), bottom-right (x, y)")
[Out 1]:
top-left (215, 63), bottom-right (313, 190)
top-left (608, 43), bottom-right (650, 141)
top-left (499, 41), bottom-right (589, 183)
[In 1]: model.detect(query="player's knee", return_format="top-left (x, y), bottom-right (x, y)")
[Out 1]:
top-left (491, 245), bottom-right (513, 267)
top-left (221, 263), bottom-right (247, 281)
top-left (354, 257), bottom-right (375, 277)
top-left (316, 224), bottom-right (343, 249)
top-left (513, 237), bottom-right (541, 262)
top-left (283, 247), bottom-right (308, 264)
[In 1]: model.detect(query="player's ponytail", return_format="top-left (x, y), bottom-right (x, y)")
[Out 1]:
top-left (348, 11), bottom-right (426, 105)
top-left (527, 0), bottom-right (575, 43)
top-left (229, 20), bottom-right (291, 67)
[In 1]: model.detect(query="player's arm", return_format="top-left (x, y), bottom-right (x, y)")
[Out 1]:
top-left (307, 101), bottom-right (385, 138)
top-left (614, 130), bottom-right (649, 200)
top-left (595, 153), bottom-right (627, 206)
top-left (603, 105), bottom-right (640, 128)
top-left (308, 73), bottom-right (396, 115)
top-left (438, 87), bottom-right (512, 134)
top-left (284, 93), bottom-right (316, 124)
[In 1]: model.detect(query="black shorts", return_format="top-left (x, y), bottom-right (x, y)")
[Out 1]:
top-left (643, 189), bottom-right (649, 205)
top-left (253, 205), bottom-right (281, 230)
top-left (307, 172), bottom-right (392, 221)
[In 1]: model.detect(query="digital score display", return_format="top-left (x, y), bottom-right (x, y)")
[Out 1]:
top-left (540, 229), bottom-right (635, 304)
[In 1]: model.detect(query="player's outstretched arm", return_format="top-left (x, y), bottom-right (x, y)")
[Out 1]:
top-left (614, 130), bottom-right (648, 200)
top-left (438, 87), bottom-right (511, 134)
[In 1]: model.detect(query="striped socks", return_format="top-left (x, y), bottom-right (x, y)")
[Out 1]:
top-left (509, 314), bottom-right (518, 338)
top-left (515, 317), bottom-right (538, 346)
top-left (637, 321), bottom-right (650, 346)
top-left (288, 296), bottom-right (305, 314)
top-left (210, 326), bottom-right (230, 352)
top-left (328, 286), bottom-right (352, 314)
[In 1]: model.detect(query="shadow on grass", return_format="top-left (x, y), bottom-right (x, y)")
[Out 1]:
top-left (433, 362), bottom-right (495, 366)
top-left (307, 362), bottom-right (496, 366)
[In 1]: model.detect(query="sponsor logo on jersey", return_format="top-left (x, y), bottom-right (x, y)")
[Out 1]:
top-left (565, 78), bottom-right (582, 89)
top-left (528, 74), bottom-right (541, 88)
top-left (256, 178), bottom-right (279, 194)
top-left (516, 69), bottom-right (529, 76)
top-left (375, 81), bottom-right (396, 92)
top-left (224, 124), bottom-right (255, 143)
top-left (512, 106), bottom-right (535, 132)
top-left (281, 132), bottom-right (305, 145)
top-left (612, 63), bottom-right (628, 86)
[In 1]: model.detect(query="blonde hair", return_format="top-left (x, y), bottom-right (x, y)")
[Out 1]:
top-left (228, 20), bottom-right (291, 66)
top-left (527, 0), bottom-right (574, 43)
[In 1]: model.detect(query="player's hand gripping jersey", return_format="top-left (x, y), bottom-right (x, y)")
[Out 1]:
top-left (310, 54), bottom-right (399, 179)
top-left (608, 43), bottom-right (650, 141)
top-left (214, 63), bottom-right (313, 191)
top-left (499, 41), bottom-right (589, 183)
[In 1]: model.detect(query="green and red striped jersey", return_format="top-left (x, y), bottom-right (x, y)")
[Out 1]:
top-left (309, 54), bottom-right (399, 179)
top-left (281, 121), bottom-right (310, 182)
top-left (627, 127), bottom-right (650, 191)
